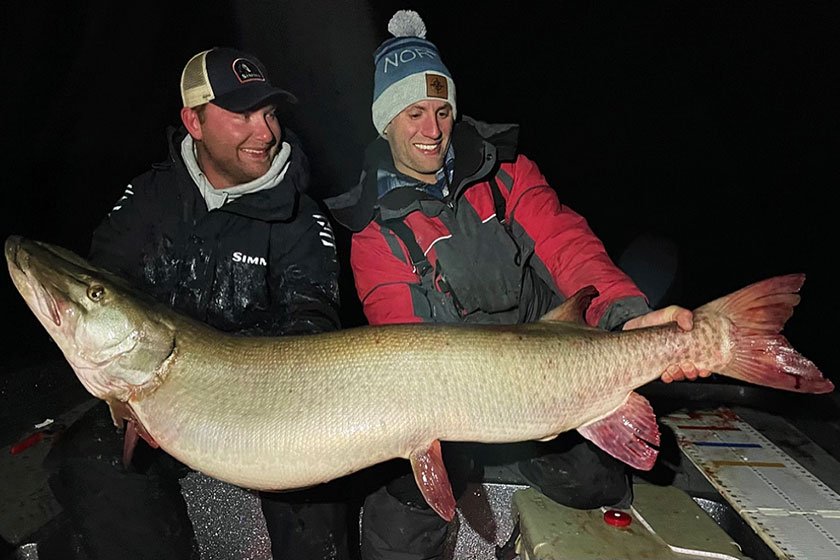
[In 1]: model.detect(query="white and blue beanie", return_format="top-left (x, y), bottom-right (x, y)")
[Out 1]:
top-left (372, 10), bottom-right (457, 136)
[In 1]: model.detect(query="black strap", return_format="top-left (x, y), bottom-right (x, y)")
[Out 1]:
top-left (495, 523), bottom-right (520, 560)
top-left (488, 174), bottom-right (521, 265)
top-left (378, 216), bottom-right (467, 315)
top-left (380, 218), bottom-right (432, 277)
top-left (488, 175), bottom-right (508, 229)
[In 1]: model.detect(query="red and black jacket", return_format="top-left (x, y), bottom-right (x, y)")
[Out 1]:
top-left (327, 116), bottom-right (649, 328)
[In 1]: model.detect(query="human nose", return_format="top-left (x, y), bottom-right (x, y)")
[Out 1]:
top-left (252, 114), bottom-right (276, 143)
top-left (420, 114), bottom-right (442, 139)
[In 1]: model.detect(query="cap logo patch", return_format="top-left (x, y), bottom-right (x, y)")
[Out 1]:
top-left (425, 73), bottom-right (448, 99)
top-left (232, 58), bottom-right (266, 84)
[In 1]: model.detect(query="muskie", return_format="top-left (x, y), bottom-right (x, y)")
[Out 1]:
top-left (6, 235), bottom-right (833, 520)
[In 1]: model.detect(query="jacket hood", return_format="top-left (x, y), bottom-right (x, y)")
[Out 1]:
top-left (325, 116), bottom-right (519, 232)
top-left (164, 126), bottom-right (311, 223)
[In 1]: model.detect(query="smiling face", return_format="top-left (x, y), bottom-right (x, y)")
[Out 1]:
top-left (181, 102), bottom-right (282, 189)
top-left (384, 100), bottom-right (454, 184)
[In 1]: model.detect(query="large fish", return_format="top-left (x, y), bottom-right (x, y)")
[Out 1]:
top-left (5, 235), bottom-right (833, 521)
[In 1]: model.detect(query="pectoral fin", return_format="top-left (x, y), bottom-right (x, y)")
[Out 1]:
top-left (123, 421), bottom-right (140, 468)
top-left (577, 391), bottom-right (660, 471)
top-left (409, 440), bottom-right (457, 521)
top-left (107, 400), bottom-right (159, 468)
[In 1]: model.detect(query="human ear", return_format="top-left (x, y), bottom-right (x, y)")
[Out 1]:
top-left (180, 107), bottom-right (203, 140)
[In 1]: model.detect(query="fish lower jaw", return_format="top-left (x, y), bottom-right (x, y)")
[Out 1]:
top-left (70, 364), bottom-right (138, 402)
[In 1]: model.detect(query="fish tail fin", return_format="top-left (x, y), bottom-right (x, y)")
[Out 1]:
top-left (698, 273), bottom-right (833, 394)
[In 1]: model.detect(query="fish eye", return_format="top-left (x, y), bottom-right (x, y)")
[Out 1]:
top-left (88, 284), bottom-right (105, 301)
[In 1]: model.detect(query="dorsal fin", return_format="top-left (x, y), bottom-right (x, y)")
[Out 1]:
top-left (539, 285), bottom-right (598, 324)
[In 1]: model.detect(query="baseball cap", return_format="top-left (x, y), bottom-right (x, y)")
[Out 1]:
top-left (180, 47), bottom-right (297, 112)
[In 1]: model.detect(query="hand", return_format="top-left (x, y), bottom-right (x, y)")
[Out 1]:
top-left (622, 305), bottom-right (694, 331)
top-left (622, 305), bottom-right (713, 383)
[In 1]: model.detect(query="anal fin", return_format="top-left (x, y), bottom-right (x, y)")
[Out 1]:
top-left (409, 440), bottom-right (457, 521)
top-left (578, 391), bottom-right (660, 471)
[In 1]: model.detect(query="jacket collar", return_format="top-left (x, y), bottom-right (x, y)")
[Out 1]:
top-left (165, 126), bottom-right (310, 223)
top-left (326, 116), bottom-right (520, 232)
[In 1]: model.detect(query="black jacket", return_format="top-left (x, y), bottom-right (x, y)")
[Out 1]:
top-left (89, 126), bottom-right (340, 336)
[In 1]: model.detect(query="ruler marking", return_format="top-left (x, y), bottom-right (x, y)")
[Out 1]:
top-left (711, 460), bottom-right (785, 467)
top-left (676, 425), bottom-right (742, 431)
top-left (697, 442), bottom-right (763, 448)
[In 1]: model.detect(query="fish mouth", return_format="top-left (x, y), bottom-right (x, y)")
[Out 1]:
top-left (4, 235), bottom-right (24, 273)
top-left (31, 277), bottom-right (62, 327)
top-left (6, 236), bottom-right (63, 327)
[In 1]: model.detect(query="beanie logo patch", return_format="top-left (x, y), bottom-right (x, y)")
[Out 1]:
top-left (232, 58), bottom-right (266, 84)
top-left (425, 73), bottom-right (448, 99)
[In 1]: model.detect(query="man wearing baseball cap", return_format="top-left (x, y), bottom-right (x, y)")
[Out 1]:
top-left (45, 47), bottom-right (347, 560)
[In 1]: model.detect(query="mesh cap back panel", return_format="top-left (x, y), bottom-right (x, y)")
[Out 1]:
top-left (181, 50), bottom-right (215, 108)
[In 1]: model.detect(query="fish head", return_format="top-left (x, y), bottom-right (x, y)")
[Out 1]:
top-left (5, 235), bottom-right (176, 402)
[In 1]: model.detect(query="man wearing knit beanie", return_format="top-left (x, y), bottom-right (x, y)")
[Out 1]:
top-left (326, 9), bottom-right (709, 559)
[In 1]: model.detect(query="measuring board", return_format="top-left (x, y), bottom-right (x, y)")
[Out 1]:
top-left (660, 407), bottom-right (840, 560)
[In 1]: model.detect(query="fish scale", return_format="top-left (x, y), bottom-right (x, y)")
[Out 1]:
top-left (132, 323), bottom-right (661, 488)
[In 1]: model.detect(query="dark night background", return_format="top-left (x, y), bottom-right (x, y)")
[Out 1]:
top-left (1, 0), bottom-right (837, 386)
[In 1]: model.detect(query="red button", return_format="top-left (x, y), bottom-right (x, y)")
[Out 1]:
top-left (603, 509), bottom-right (632, 527)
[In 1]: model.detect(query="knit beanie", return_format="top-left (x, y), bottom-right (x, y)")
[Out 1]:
top-left (371, 10), bottom-right (457, 136)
